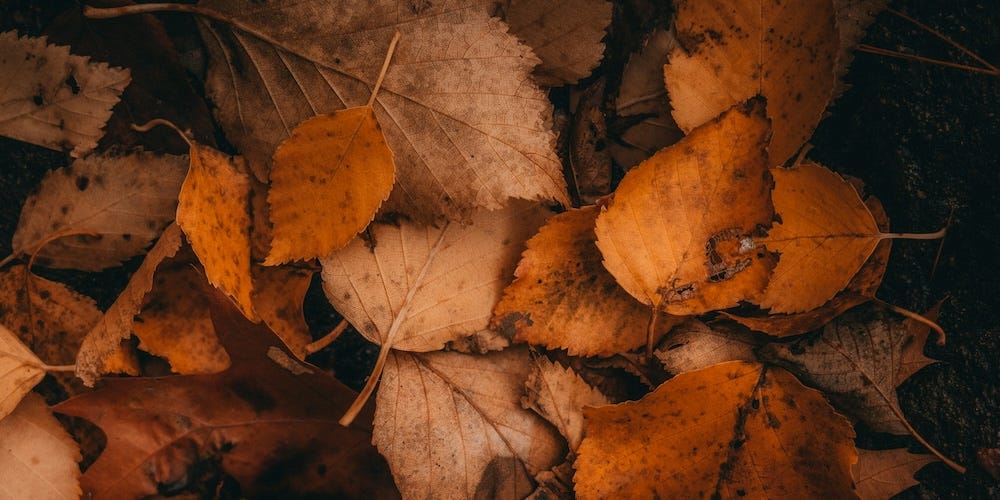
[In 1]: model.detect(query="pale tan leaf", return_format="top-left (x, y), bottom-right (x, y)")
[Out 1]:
top-left (522, 356), bottom-right (609, 451)
top-left (0, 393), bottom-right (81, 500)
top-left (374, 348), bottom-right (565, 499)
top-left (12, 151), bottom-right (186, 271)
top-left (664, 0), bottom-right (839, 165)
top-left (0, 323), bottom-right (45, 420)
top-left (653, 319), bottom-right (760, 375)
top-left (0, 31), bottom-right (129, 157)
top-left (853, 448), bottom-right (935, 500)
top-left (321, 201), bottom-right (550, 352)
top-left (76, 223), bottom-right (184, 386)
top-left (595, 100), bottom-right (776, 315)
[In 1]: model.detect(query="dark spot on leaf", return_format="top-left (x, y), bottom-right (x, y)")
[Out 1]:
top-left (76, 176), bottom-right (89, 191)
top-left (65, 74), bottom-right (80, 94)
top-left (229, 380), bottom-right (276, 413)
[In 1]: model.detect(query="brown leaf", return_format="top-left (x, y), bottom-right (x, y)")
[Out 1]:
top-left (12, 151), bottom-right (186, 271)
top-left (595, 100), bottom-right (777, 315)
top-left (522, 356), bottom-right (610, 451)
top-left (0, 322), bottom-right (45, 419)
top-left (493, 206), bottom-right (652, 356)
top-left (0, 393), bottom-right (81, 499)
top-left (852, 448), bottom-right (935, 499)
top-left (373, 347), bottom-right (565, 499)
top-left (0, 30), bottom-right (129, 157)
top-left (176, 143), bottom-right (257, 320)
top-left (527, 461), bottom-right (575, 500)
top-left (251, 264), bottom-right (315, 359)
top-left (833, 0), bottom-right (892, 93)
top-left (57, 285), bottom-right (398, 499)
top-left (664, 0), bottom-right (839, 165)
top-left (574, 362), bottom-right (857, 499)
top-left (266, 105), bottom-right (394, 264)
top-left (568, 79), bottom-right (612, 203)
top-left (653, 319), bottom-right (761, 374)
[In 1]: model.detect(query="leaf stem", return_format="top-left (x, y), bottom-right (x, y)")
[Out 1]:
top-left (41, 364), bottom-right (76, 373)
top-left (0, 254), bottom-right (16, 269)
top-left (304, 319), bottom-right (348, 355)
top-left (896, 408), bottom-right (966, 474)
top-left (367, 31), bottom-right (401, 108)
top-left (878, 300), bottom-right (947, 345)
top-left (133, 118), bottom-right (193, 148)
top-left (878, 226), bottom-right (947, 241)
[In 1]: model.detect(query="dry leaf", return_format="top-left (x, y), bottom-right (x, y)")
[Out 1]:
top-left (75, 223), bottom-right (184, 386)
top-left (575, 362), bottom-right (857, 499)
top-left (0, 393), bottom-right (81, 500)
top-left (11, 150), bottom-right (186, 271)
top-left (176, 143), bottom-right (257, 320)
top-left (653, 319), bottom-right (760, 374)
top-left (527, 461), bottom-right (574, 500)
top-left (57, 286), bottom-right (397, 498)
top-left (251, 265), bottom-right (315, 359)
top-left (853, 448), bottom-right (935, 499)
top-left (493, 206), bottom-right (651, 357)
top-left (498, 0), bottom-right (612, 86)
top-left (664, 0), bottom-right (839, 165)
top-left (755, 161), bottom-right (884, 314)
top-left (266, 106), bottom-right (394, 264)
top-left (595, 100), bottom-right (776, 315)
top-left (522, 356), bottom-right (610, 452)
top-left (0, 31), bottom-right (129, 157)
top-left (834, 0), bottom-right (892, 91)
top-left (321, 201), bottom-right (550, 353)
top-left (568, 79), bottom-right (612, 203)
top-left (374, 347), bottom-right (565, 499)
top-left (0, 323), bottom-right (45, 420)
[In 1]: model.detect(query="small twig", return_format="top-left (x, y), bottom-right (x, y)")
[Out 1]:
top-left (367, 31), bottom-right (402, 107)
top-left (887, 8), bottom-right (998, 72)
top-left (857, 45), bottom-right (998, 76)
top-left (304, 319), bottom-right (349, 355)
top-left (930, 207), bottom-right (955, 282)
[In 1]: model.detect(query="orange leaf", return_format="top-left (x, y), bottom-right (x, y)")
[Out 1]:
top-left (595, 100), bottom-right (776, 315)
top-left (575, 361), bottom-right (857, 499)
top-left (266, 106), bottom-right (394, 264)
top-left (251, 264), bottom-right (315, 359)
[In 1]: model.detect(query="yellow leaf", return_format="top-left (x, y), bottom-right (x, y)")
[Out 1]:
top-left (266, 106), bottom-right (394, 264)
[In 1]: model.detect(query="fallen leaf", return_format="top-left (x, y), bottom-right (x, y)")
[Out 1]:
top-left (522, 356), bottom-right (610, 451)
top-left (568, 79), bottom-right (612, 203)
top-left (755, 161), bottom-right (886, 314)
top-left (853, 448), bottom-right (935, 500)
top-left (374, 347), bottom-right (565, 499)
top-left (527, 461), bottom-right (575, 500)
top-left (0, 30), bottom-right (129, 157)
top-left (664, 0), bottom-right (839, 165)
top-left (833, 0), bottom-right (892, 92)
top-left (595, 99), bottom-right (777, 315)
top-left (251, 264), bottom-right (315, 359)
top-left (57, 285), bottom-right (398, 498)
top-left (0, 393), bottom-right (81, 500)
top-left (75, 223), bottom-right (184, 386)
top-left (11, 150), bottom-right (186, 271)
top-left (0, 323), bottom-right (45, 420)
top-left (497, 0), bottom-right (612, 86)
top-left (574, 361), bottom-right (857, 499)
top-left (653, 318), bottom-right (761, 374)
top-left (493, 206), bottom-right (652, 357)
top-left (176, 142), bottom-right (257, 320)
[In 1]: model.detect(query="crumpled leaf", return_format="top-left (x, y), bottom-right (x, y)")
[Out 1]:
top-left (0, 393), bottom-right (82, 500)
top-left (575, 361), bottom-right (857, 499)
top-left (0, 323), bottom-right (45, 420)
top-left (664, 0), bottom-right (839, 165)
top-left (373, 347), bottom-right (565, 499)
top-left (265, 105), bottom-right (394, 264)
top-left (76, 223), bottom-right (184, 386)
top-left (522, 356), bottom-right (610, 451)
top-left (321, 202), bottom-right (550, 353)
top-left (11, 150), bottom-right (186, 271)
top-left (57, 285), bottom-right (398, 499)
top-left (755, 161), bottom-right (884, 314)
top-left (852, 448), bottom-right (935, 500)
top-left (493, 206), bottom-right (652, 357)
top-left (0, 30), bottom-right (129, 157)
top-left (653, 319), bottom-right (760, 374)
top-left (176, 142), bottom-right (257, 320)
top-left (595, 100), bottom-right (777, 315)
top-left (172, 0), bottom-right (569, 221)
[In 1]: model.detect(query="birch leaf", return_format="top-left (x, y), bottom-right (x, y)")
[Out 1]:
top-left (853, 448), bottom-right (935, 500)
top-left (522, 356), bottom-right (610, 452)
top-left (11, 151), bottom-right (186, 271)
top-left (374, 348), bottom-right (565, 499)
top-left (0, 393), bottom-right (81, 500)
top-left (0, 323), bottom-right (45, 420)
top-left (0, 31), bottom-right (129, 157)
top-left (664, 0), bottom-right (839, 165)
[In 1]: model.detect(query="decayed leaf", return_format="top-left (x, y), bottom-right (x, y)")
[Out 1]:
top-left (833, 0), bottom-right (892, 90)
top-left (595, 100), bottom-right (776, 315)
top-left (653, 319), bottom-right (760, 374)
top-left (176, 143), bottom-right (256, 320)
top-left (568, 79), bottom-right (612, 203)
top-left (498, 0), bottom-right (612, 86)
top-left (266, 106), bottom-right (394, 264)
top-left (0, 31), bottom-right (129, 157)
top-left (76, 223), bottom-right (184, 386)
top-left (11, 151), bottom-right (186, 271)
top-left (853, 448), bottom-right (935, 500)
top-left (374, 347), bottom-right (565, 499)
top-left (0, 393), bottom-right (81, 500)
top-left (251, 265), bottom-right (315, 359)
top-left (493, 206), bottom-right (651, 356)
top-left (528, 461), bottom-right (575, 500)
top-left (0, 323), bottom-right (45, 420)
top-left (755, 161), bottom-right (884, 314)
top-left (153, 0), bottom-right (570, 221)
top-left (522, 356), bottom-right (610, 451)
top-left (57, 286), bottom-right (397, 498)
top-left (664, 0), bottom-right (839, 165)
top-left (575, 362), bottom-right (857, 499)
top-left (322, 202), bottom-right (549, 352)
